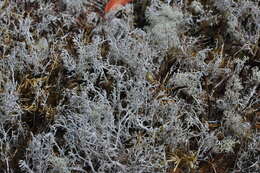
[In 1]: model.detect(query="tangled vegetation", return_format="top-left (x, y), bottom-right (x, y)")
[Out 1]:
top-left (0, 0), bottom-right (259, 172)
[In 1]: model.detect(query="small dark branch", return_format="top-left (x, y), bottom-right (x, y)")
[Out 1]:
top-left (202, 75), bottom-right (212, 119)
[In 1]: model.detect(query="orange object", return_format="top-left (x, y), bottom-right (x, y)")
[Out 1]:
top-left (104, 0), bottom-right (133, 13)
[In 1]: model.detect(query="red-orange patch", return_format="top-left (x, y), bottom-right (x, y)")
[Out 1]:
top-left (104, 0), bottom-right (133, 13)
